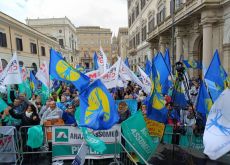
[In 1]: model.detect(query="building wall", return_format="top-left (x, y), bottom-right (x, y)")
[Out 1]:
top-left (26, 17), bottom-right (78, 66)
top-left (0, 12), bottom-right (61, 72)
top-left (117, 27), bottom-right (129, 60)
top-left (76, 26), bottom-right (112, 69)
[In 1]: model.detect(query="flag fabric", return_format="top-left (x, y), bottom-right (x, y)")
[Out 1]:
top-left (164, 48), bottom-right (171, 73)
top-left (72, 142), bottom-right (88, 165)
top-left (0, 98), bottom-right (8, 113)
top-left (124, 57), bottom-right (130, 68)
top-left (183, 59), bottom-right (202, 69)
top-left (36, 61), bottom-right (50, 88)
top-left (30, 71), bottom-right (39, 91)
top-left (93, 52), bottom-right (99, 70)
top-left (49, 48), bottom-right (90, 92)
top-left (121, 111), bottom-right (158, 163)
top-left (203, 89), bottom-right (230, 160)
top-left (76, 65), bottom-right (85, 73)
top-left (0, 52), bottom-right (22, 85)
top-left (205, 79), bottom-right (222, 102)
top-left (137, 66), bottom-right (151, 94)
top-left (147, 61), bottom-right (168, 123)
top-left (79, 79), bottom-right (119, 130)
top-left (205, 50), bottom-right (228, 92)
top-left (115, 99), bottom-right (138, 115)
top-left (98, 58), bottom-right (121, 89)
top-left (20, 66), bottom-right (28, 81)
top-left (144, 59), bottom-right (151, 77)
top-left (154, 52), bottom-right (170, 95)
top-left (19, 79), bottom-right (32, 99)
top-left (196, 81), bottom-right (213, 115)
top-left (172, 80), bottom-right (188, 108)
top-left (97, 46), bottom-right (108, 74)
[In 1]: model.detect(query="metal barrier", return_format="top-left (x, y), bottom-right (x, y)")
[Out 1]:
top-left (18, 125), bottom-right (52, 165)
top-left (0, 126), bottom-right (20, 165)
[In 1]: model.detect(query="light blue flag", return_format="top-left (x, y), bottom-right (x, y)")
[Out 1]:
top-left (205, 50), bottom-right (228, 93)
top-left (115, 99), bottom-right (137, 115)
top-left (79, 79), bottom-right (119, 130)
top-left (93, 52), bottom-right (99, 70)
top-left (30, 71), bottom-right (39, 92)
top-left (49, 48), bottom-right (90, 92)
top-left (147, 61), bottom-right (168, 123)
top-left (124, 57), bottom-right (130, 68)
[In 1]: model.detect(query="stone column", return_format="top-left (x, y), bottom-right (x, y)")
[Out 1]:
top-left (176, 36), bottom-right (183, 61)
top-left (202, 23), bottom-right (213, 68)
top-left (159, 36), bottom-right (169, 54)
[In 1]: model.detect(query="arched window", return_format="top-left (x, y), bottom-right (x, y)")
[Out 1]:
top-left (19, 61), bottom-right (24, 67)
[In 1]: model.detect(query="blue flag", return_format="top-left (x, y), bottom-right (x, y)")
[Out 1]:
top-left (76, 65), bottom-right (85, 73)
top-left (164, 48), bottom-right (171, 73)
top-left (124, 57), bottom-right (130, 68)
top-left (49, 49), bottom-right (90, 92)
top-left (144, 59), bottom-right (151, 77)
top-left (147, 61), bottom-right (168, 123)
top-left (79, 79), bottom-right (119, 130)
top-left (30, 71), bottom-right (39, 91)
top-left (93, 52), bottom-right (99, 70)
top-left (196, 81), bottom-right (213, 115)
top-left (205, 50), bottom-right (228, 93)
top-left (183, 59), bottom-right (202, 69)
top-left (115, 99), bottom-right (137, 115)
top-left (172, 81), bottom-right (188, 108)
top-left (154, 52), bottom-right (170, 94)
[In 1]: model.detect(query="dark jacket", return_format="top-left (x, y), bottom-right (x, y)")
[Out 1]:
top-left (9, 109), bottom-right (40, 126)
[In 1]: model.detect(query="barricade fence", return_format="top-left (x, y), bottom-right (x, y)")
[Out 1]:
top-left (0, 124), bottom-right (205, 165)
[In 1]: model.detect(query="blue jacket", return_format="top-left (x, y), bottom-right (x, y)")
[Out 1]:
top-left (62, 111), bottom-right (76, 125)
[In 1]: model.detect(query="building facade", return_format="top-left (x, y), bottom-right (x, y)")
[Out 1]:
top-left (117, 27), bottom-right (129, 60)
top-left (127, 0), bottom-right (158, 71)
top-left (111, 36), bottom-right (119, 63)
top-left (26, 17), bottom-right (78, 66)
top-left (0, 11), bottom-right (63, 72)
top-left (128, 0), bottom-right (230, 76)
top-left (76, 26), bottom-right (112, 69)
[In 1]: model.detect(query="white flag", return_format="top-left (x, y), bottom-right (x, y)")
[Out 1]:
top-left (20, 66), bottom-right (28, 81)
top-left (0, 52), bottom-right (22, 85)
top-left (137, 66), bottom-right (151, 94)
top-left (98, 58), bottom-right (121, 89)
top-left (203, 89), bottom-right (230, 160)
top-left (36, 61), bottom-right (49, 88)
top-left (86, 70), bottom-right (100, 80)
top-left (97, 46), bottom-right (108, 74)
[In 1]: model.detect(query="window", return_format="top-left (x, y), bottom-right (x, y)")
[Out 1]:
top-left (128, 16), bottom-right (132, 27)
top-left (148, 17), bottom-right (155, 33)
top-left (19, 61), bottom-right (24, 67)
top-left (136, 3), bottom-right (139, 17)
top-left (141, 0), bottom-right (146, 10)
top-left (41, 46), bottom-right (46, 56)
top-left (0, 32), bottom-right (7, 47)
top-left (71, 56), bottom-right (73, 62)
top-left (16, 38), bottom-right (23, 51)
top-left (30, 43), bottom-right (37, 54)
top-left (132, 11), bottom-right (135, 24)
top-left (59, 39), bottom-right (64, 48)
top-left (157, 7), bottom-right (166, 24)
top-left (59, 29), bottom-right (62, 33)
top-left (142, 26), bottom-right (147, 41)
top-left (136, 32), bottom-right (140, 46)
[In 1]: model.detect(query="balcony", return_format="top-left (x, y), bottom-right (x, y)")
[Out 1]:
top-left (128, 47), bottom-right (137, 56)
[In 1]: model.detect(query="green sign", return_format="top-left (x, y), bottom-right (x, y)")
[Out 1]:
top-left (55, 128), bottom-right (69, 142)
top-left (121, 111), bottom-right (159, 163)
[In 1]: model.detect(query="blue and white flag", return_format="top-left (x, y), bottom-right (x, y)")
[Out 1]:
top-left (203, 89), bottom-right (230, 160)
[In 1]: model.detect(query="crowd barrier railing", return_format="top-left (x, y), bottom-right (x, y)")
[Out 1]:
top-left (0, 126), bottom-right (21, 165)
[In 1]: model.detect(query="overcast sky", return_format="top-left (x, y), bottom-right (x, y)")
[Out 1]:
top-left (0, 0), bottom-right (128, 35)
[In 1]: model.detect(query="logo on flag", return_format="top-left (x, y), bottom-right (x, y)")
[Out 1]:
top-left (55, 129), bottom-right (68, 142)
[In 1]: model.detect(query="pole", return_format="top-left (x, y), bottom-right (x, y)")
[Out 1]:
top-left (9, 26), bottom-right (13, 56)
top-left (171, 0), bottom-right (175, 74)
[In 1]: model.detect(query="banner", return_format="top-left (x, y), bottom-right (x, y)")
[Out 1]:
top-left (137, 66), bottom-right (151, 94)
top-left (0, 52), bottom-right (22, 85)
top-left (0, 126), bottom-right (16, 163)
top-left (97, 46), bottom-right (108, 74)
top-left (52, 125), bottom-right (121, 161)
top-left (203, 89), bottom-right (230, 160)
top-left (86, 70), bottom-right (100, 80)
top-left (121, 111), bottom-right (158, 163)
top-left (145, 119), bottom-right (165, 138)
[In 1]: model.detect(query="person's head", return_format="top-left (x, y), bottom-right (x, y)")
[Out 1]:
top-left (66, 105), bottom-right (75, 115)
top-left (51, 92), bottom-right (58, 101)
top-left (118, 102), bottom-right (128, 113)
top-left (31, 94), bottom-right (37, 100)
top-left (25, 104), bottom-right (37, 118)
top-left (36, 95), bottom-right (42, 103)
top-left (45, 100), bottom-right (51, 107)
top-left (141, 104), bottom-right (147, 114)
top-left (188, 105), bottom-right (195, 114)
top-left (13, 99), bottom-right (21, 106)
top-left (19, 93), bottom-right (26, 101)
top-left (61, 95), bottom-right (67, 103)
top-left (73, 97), bottom-right (80, 107)
top-left (166, 102), bottom-right (173, 110)
top-left (49, 101), bottom-right (56, 110)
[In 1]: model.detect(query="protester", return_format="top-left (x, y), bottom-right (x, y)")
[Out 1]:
top-left (62, 104), bottom-right (76, 125)
top-left (117, 101), bottom-right (130, 123)
top-left (39, 100), bottom-right (51, 118)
